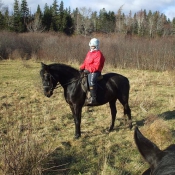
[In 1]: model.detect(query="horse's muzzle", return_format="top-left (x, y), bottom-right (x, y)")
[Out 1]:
top-left (44, 90), bottom-right (53, 97)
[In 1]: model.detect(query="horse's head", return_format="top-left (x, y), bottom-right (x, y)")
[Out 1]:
top-left (40, 62), bottom-right (57, 97)
top-left (134, 127), bottom-right (175, 175)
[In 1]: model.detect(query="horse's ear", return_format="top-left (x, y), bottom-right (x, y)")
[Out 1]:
top-left (41, 62), bottom-right (46, 68)
top-left (134, 127), bottom-right (162, 168)
top-left (41, 62), bottom-right (49, 71)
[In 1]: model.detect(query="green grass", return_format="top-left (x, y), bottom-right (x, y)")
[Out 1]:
top-left (0, 60), bottom-right (175, 175)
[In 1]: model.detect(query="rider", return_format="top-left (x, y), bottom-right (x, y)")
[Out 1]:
top-left (80, 38), bottom-right (105, 105)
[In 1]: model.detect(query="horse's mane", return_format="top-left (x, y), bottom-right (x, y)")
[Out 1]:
top-left (49, 63), bottom-right (80, 77)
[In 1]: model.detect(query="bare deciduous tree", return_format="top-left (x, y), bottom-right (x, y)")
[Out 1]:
top-left (115, 5), bottom-right (124, 33)
top-left (136, 10), bottom-right (146, 36)
top-left (26, 13), bottom-right (45, 32)
top-left (78, 7), bottom-right (93, 36)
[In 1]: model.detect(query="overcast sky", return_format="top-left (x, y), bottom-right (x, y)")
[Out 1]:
top-left (3, 0), bottom-right (175, 20)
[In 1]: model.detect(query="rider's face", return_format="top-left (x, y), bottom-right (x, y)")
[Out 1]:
top-left (90, 46), bottom-right (96, 50)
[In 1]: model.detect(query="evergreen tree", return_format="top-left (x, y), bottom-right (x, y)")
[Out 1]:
top-left (52, 0), bottom-right (59, 15)
top-left (91, 11), bottom-right (98, 32)
top-left (20, 0), bottom-right (29, 32)
top-left (142, 9), bottom-right (147, 35)
top-left (0, 0), bottom-right (173, 36)
top-left (50, 0), bottom-right (59, 31)
top-left (21, 0), bottom-right (29, 18)
top-left (172, 17), bottom-right (175, 35)
top-left (54, 0), bottom-right (74, 34)
top-left (62, 9), bottom-right (74, 35)
top-left (36, 5), bottom-right (42, 16)
top-left (98, 8), bottom-right (109, 32)
top-left (98, 8), bottom-right (106, 32)
top-left (98, 10), bottom-right (116, 33)
top-left (132, 13), bottom-right (138, 35)
top-left (108, 11), bottom-right (116, 32)
top-left (0, 11), bottom-right (5, 30)
top-left (13, 0), bottom-right (22, 32)
top-left (42, 3), bottom-right (52, 31)
top-left (72, 8), bottom-right (79, 34)
top-left (58, 0), bottom-right (64, 32)
top-left (4, 9), bottom-right (10, 30)
top-left (67, 6), bottom-right (71, 14)
top-left (0, 0), bottom-right (9, 30)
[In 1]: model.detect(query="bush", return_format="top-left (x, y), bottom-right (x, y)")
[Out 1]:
top-left (0, 31), bottom-right (175, 71)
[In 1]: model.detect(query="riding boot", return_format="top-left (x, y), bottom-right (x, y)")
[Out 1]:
top-left (87, 86), bottom-right (97, 105)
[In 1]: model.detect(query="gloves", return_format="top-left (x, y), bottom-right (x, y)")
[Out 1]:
top-left (79, 69), bottom-right (84, 73)
top-left (84, 69), bottom-right (90, 74)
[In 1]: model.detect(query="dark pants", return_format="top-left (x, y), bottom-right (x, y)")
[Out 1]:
top-left (86, 72), bottom-right (100, 103)
top-left (87, 72), bottom-right (101, 87)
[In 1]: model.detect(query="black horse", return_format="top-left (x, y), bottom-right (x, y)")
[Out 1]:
top-left (134, 127), bottom-right (175, 175)
top-left (40, 62), bottom-right (132, 138)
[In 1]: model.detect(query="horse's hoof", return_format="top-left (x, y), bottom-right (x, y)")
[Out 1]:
top-left (108, 127), bottom-right (114, 132)
top-left (129, 125), bottom-right (133, 130)
top-left (74, 135), bottom-right (81, 139)
top-left (128, 120), bottom-right (133, 130)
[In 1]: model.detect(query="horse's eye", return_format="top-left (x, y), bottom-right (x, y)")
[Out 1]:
top-left (47, 75), bottom-right (51, 79)
top-left (42, 76), bottom-right (46, 81)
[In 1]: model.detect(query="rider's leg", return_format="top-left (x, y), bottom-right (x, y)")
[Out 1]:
top-left (87, 72), bottom-right (100, 104)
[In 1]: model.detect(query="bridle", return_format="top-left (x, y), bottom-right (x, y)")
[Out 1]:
top-left (42, 72), bottom-right (54, 91)
top-left (42, 72), bottom-right (87, 90)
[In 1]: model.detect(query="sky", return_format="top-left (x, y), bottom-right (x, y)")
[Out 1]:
top-left (2, 0), bottom-right (175, 20)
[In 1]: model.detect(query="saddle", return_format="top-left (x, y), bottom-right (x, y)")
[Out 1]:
top-left (80, 73), bottom-right (103, 94)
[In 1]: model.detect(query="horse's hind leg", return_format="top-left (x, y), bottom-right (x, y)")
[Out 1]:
top-left (118, 97), bottom-right (132, 129)
top-left (109, 100), bottom-right (117, 132)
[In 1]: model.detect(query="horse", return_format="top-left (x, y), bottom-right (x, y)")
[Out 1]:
top-left (40, 62), bottom-right (132, 138)
top-left (134, 127), bottom-right (175, 175)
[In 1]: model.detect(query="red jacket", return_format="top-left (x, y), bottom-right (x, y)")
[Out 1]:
top-left (80, 50), bottom-right (105, 73)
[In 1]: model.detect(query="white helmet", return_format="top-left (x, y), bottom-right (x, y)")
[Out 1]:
top-left (89, 38), bottom-right (99, 49)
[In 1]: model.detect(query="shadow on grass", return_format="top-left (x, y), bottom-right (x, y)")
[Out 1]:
top-left (42, 139), bottom-right (133, 175)
top-left (42, 147), bottom-right (71, 175)
top-left (42, 140), bottom-right (100, 175)
top-left (134, 110), bottom-right (175, 128)
top-left (135, 119), bottom-right (145, 127)
top-left (158, 110), bottom-right (175, 120)
top-left (114, 118), bottom-right (144, 130)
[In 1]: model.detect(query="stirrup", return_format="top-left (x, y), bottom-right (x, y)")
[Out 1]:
top-left (86, 97), bottom-right (97, 104)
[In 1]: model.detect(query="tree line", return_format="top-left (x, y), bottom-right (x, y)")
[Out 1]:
top-left (0, 0), bottom-right (175, 37)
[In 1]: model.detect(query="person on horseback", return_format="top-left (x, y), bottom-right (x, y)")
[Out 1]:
top-left (80, 38), bottom-right (105, 105)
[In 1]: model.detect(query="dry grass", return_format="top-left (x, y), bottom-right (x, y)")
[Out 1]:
top-left (142, 115), bottom-right (173, 148)
top-left (0, 60), bottom-right (175, 174)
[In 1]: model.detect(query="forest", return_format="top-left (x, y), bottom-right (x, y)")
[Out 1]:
top-left (0, 0), bottom-right (175, 37)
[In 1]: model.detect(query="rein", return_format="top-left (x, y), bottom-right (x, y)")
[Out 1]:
top-left (53, 74), bottom-right (87, 90)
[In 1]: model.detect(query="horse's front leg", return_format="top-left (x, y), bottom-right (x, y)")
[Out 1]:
top-left (70, 104), bottom-right (82, 139)
top-left (109, 101), bottom-right (117, 132)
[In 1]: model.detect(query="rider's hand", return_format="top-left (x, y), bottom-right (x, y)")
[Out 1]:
top-left (84, 69), bottom-right (90, 74)
top-left (79, 69), bottom-right (84, 73)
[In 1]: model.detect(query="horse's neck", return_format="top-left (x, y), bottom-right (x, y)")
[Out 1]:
top-left (54, 69), bottom-right (79, 87)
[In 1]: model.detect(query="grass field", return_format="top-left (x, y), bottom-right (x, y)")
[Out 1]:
top-left (0, 60), bottom-right (175, 175)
